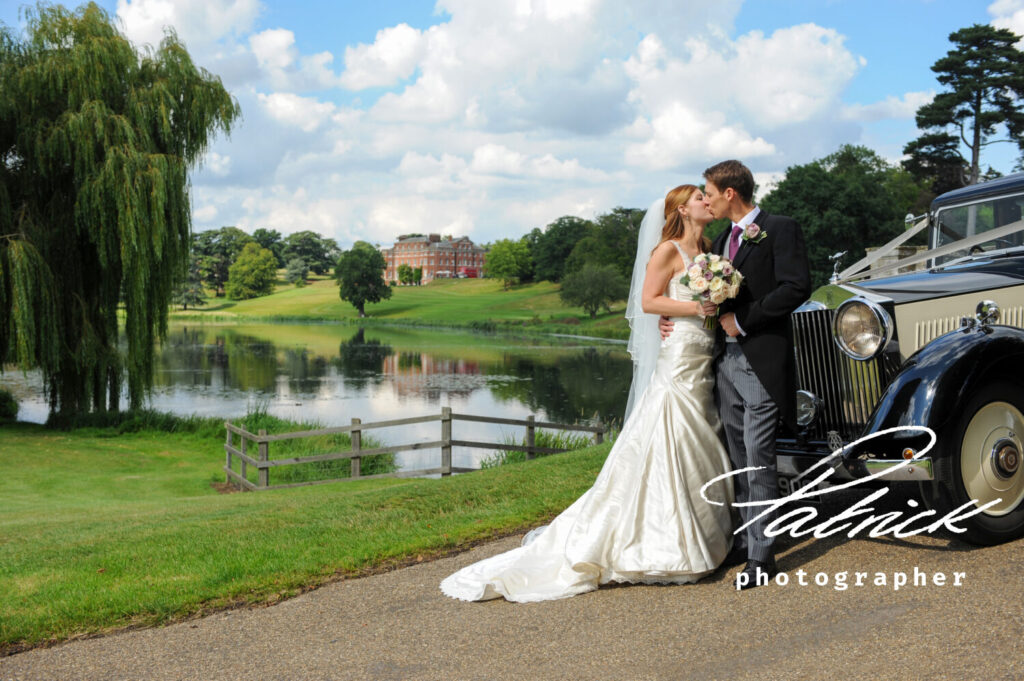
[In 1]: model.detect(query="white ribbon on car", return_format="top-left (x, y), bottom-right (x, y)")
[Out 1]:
top-left (839, 217), bottom-right (1024, 283)
top-left (837, 217), bottom-right (930, 281)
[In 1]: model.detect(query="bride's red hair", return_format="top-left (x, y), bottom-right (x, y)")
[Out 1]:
top-left (656, 184), bottom-right (711, 254)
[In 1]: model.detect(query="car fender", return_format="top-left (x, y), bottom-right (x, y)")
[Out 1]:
top-left (858, 325), bottom-right (1024, 456)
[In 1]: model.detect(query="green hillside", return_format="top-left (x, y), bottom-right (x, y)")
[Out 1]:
top-left (172, 276), bottom-right (630, 339)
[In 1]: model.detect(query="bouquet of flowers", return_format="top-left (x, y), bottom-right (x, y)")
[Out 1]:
top-left (680, 254), bottom-right (744, 330)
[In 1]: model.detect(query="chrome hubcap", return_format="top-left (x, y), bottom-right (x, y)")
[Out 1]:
top-left (993, 441), bottom-right (1020, 479)
top-left (961, 402), bottom-right (1024, 517)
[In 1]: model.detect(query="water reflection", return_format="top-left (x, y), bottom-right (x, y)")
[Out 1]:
top-left (335, 329), bottom-right (393, 389)
top-left (4, 324), bottom-right (631, 471)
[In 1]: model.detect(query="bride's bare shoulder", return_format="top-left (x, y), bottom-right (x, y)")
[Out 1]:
top-left (650, 240), bottom-right (683, 262)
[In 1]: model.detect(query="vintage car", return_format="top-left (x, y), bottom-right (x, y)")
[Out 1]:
top-left (779, 171), bottom-right (1024, 545)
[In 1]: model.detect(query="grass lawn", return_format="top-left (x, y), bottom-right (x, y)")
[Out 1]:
top-left (171, 276), bottom-right (630, 339)
top-left (0, 422), bottom-right (609, 651)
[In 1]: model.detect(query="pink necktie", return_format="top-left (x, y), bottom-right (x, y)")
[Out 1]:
top-left (729, 224), bottom-right (743, 260)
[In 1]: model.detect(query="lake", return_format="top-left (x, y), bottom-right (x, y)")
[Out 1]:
top-left (1, 323), bottom-right (631, 471)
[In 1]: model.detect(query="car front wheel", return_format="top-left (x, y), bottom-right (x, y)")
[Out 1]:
top-left (923, 381), bottom-right (1024, 545)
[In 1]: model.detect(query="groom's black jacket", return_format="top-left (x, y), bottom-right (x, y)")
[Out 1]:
top-left (712, 211), bottom-right (812, 433)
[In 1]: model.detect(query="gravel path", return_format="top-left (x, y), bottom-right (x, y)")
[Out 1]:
top-left (2, 509), bottom-right (1023, 680)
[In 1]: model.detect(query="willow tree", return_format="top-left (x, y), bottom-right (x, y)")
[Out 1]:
top-left (0, 3), bottom-right (240, 415)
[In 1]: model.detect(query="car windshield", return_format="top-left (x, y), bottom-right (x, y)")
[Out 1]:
top-left (933, 192), bottom-right (1024, 263)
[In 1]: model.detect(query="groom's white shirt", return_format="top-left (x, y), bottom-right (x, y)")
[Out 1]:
top-left (722, 207), bottom-right (759, 341)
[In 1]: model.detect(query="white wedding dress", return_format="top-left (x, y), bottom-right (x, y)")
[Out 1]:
top-left (440, 245), bottom-right (735, 602)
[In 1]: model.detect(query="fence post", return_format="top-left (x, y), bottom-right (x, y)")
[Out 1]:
top-left (240, 429), bottom-right (248, 483)
top-left (441, 407), bottom-right (452, 476)
top-left (595, 423), bottom-right (604, 445)
top-left (351, 417), bottom-right (362, 478)
top-left (225, 425), bottom-right (233, 485)
top-left (526, 415), bottom-right (536, 460)
top-left (258, 429), bottom-right (269, 489)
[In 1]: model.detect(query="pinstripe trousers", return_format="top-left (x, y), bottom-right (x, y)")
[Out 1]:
top-left (715, 343), bottom-right (780, 563)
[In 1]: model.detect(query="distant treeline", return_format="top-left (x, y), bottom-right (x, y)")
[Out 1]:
top-left (487, 144), bottom-right (938, 293)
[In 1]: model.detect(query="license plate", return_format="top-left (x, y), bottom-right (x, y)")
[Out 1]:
top-left (777, 475), bottom-right (833, 501)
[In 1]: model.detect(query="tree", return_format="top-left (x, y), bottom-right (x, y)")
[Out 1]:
top-left (282, 231), bottom-right (339, 275)
top-left (397, 263), bottom-right (413, 285)
top-left (904, 24), bottom-right (1024, 187)
top-left (0, 3), bottom-right (239, 415)
top-left (193, 227), bottom-right (254, 296)
top-left (226, 243), bottom-right (278, 300)
top-left (412, 267), bottom-right (423, 285)
top-left (335, 241), bottom-right (392, 317)
top-left (173, 255), bottom-right (208, 310)
top-left (485, 239), bottom-right (533, 289)
top-left (761, 145), bottom-right (924, 288)
top-left (252, 228), bottom-right (285, 267)
top-left (530, 216), bottom-right (594, 282)
top-left (285, 257), bottom-right (309, 286)
top-left (902, 132), bottom-right (968, 198)
top-left (564, 207), bottom-right (643, 279)
top-left (559, 263), bottom-right (629, 318)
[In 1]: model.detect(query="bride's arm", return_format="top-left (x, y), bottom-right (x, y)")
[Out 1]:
top-left (641, 243), bottom-right (701, 317)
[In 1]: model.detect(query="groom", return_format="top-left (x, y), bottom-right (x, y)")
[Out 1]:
top-left (661, 160), bottom-right (811, 590)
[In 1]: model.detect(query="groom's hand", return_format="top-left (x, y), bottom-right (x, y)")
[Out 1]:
top-left (720, 312), bottom-right (740, 337)
top-left (658, 315), bottom-right (674, 339)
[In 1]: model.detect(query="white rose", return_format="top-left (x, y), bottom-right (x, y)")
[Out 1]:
top-left (727, 283), bottom-right (741, 298)
top-left (687, 265), bottom-right (702, 281)
top-left (710, 289), bottom-right (728, 304)
top-left (709, 254), bottom-right (721, 263)
top-left (709, 276), bottom-right (725, 291)
top-left (691, 276), bottom-right (709, 293)
top-left (711, 261), bottom-right (725, 273)
top-left (694, 253), bottom-right (708, 264)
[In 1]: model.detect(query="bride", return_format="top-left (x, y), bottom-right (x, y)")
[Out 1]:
top-left (440, 185), bottom-right (735, 602)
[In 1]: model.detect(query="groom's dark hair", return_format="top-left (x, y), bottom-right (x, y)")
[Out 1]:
top-left (704, 160), bottom-right (755, 204)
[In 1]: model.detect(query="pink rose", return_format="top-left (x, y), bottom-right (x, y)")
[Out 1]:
top-left (722, 264), bottom-right (734, 276)
top-left (744, 223), bottom-right (760, 239)
top-left (704, 271), bottom-right (714, 281)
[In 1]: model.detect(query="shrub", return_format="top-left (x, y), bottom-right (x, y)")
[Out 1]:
top-left (0, 389), bottom-right (18, 420)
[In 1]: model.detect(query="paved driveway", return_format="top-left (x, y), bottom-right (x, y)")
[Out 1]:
top-left (2, 499), bottom-right (1022, 681)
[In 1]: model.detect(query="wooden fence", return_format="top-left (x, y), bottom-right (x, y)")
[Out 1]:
top-left (223, 407), bottom-right (606, 491)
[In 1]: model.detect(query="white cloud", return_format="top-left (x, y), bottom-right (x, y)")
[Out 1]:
top-left (625, 24), bottom-right (862, 134)
top-left (368, 0), bottom-right (630, 133)
top-left (192, 204), bottom-right (218, 221)
top-left (339, 23), bottom-right (425, 90)
top-left (204, 152), bottom-right (232, 176)
top-left (842, 91), bottom-right (934, 122)
top-left (117, 0), bottom-right (261, 49)
top-left (469, 144), bottom-right (526, 175)
top-left (626, 103), bottom-right (775, 169)
top-left (178, 2), bottom-right (921, 247)
top-left (248, 28), bottom-right (341, 90)
top-left (256, 92), bottom-right (336, 132)
top-left (990, 0), bottom-right (1024, 42)
top-left (249, 28), bottom-right (295, 71)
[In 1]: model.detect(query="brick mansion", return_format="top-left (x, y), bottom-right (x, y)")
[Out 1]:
top-left (381, 234), bottom-right (486, 283)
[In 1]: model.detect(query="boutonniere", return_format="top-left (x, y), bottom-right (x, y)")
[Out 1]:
top-left (741, 223), bottom-right (767, 244)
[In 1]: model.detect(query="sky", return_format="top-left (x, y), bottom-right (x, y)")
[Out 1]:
top-left (2, 0), bottom-right (1024, 248)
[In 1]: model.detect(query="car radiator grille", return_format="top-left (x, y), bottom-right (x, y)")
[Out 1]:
top-left (791, 309), bottom-right (901, 443)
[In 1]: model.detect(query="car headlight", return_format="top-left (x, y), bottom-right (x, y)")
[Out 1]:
top-left (832, 298), bottom-right (893, 360)
top-left (796, 390), bottom-right (822, 428)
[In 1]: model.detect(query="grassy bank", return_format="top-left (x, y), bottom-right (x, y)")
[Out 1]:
top-left (170, 276), bottom-right (630, 340)
top-left (0, 421), bottom-right (609, 651)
